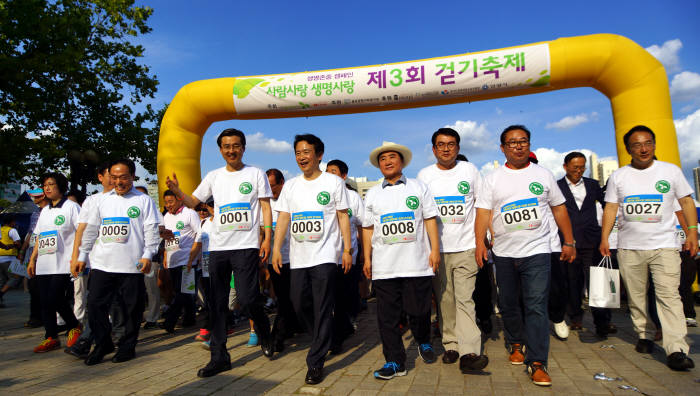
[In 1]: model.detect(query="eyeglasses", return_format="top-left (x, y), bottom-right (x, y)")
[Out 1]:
top-left (569, 166), bottom-right (586, 171)
top-left (111, 175), bottom-right (132, 182)
top-left (504, 139), bottom-right (530, 148)
top-left (435, 142), bottom-right (457, 150)
top-left (628, 141), bottom-right (655, 150)
top-left (221, 143), bottom-right (243, 150)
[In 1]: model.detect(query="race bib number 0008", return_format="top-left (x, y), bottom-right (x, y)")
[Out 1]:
top-left (501, 198), bottom-right (542, 233)
top-left (218, 203), bottom-right (252, 232)
top-left (291, 211), bottom-right (324, 242)
top-left (380, 211), bottom-right (417, 244)
top-left (37, 230), bottom-right (58, 256)
top-left (435, 196), bottom-right (466, 224)
top-left (99, 217), bottom-right (130, 244)
top-left (623, 195), bottom-right (662, 223)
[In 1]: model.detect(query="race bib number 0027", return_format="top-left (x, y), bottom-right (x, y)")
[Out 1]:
top-left (435, 196), bottom-right (466, 224)
top-left (501, 198), bottom-right (541, 233)
top-left (218, 203), bottom-right (252, 232)
top-left (622, 195), bottom-right (662, 223)
top-left (290, 211), bottom-right (324, 242)
top-left (380, 211), bottom-right (417, 244)
top-left (100, 217), bottom-right (130, 244)
top-left (37, 230), bottom-right (58, 256)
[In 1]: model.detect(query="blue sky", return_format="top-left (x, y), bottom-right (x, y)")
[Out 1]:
top-left (136, 0), bottom-right (700, 194)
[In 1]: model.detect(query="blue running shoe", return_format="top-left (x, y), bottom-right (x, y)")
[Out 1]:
top-left (247, 331), bottom-right (258, 347)
top-left (374, 361), bottom-right (407, 380)
top-left (418, 343), bottom-right (436, 363)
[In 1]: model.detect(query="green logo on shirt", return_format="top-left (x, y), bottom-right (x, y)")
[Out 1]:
top-left (406, 196), bottom-right (420, 210)
top-left (54, 215), bottom-right (65, 226)
top-left (317, 191), bottom-right (330, 205)
top-left (348, 208), bottom-right (353, 218)
top-left (655, 180), bottom-right (670, 193)
top-left (239, 182), bottom-right (253, 194)
top-left (529, 182), bottom-right (544, 195)
top-left (176, 221), bottom-right (185, 230)
top-left (458, 181), bottom-right (470, 194)
top-left (127, 206), bottom-right (141, 218)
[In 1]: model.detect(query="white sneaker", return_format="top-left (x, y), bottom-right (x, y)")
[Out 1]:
top-left (686, 318), bottom-right (698, 327)
top-left (553, 321), bottom-right (569, 340)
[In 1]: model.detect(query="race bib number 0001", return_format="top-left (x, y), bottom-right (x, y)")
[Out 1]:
top-left (165, 231), bottom-right (181, 252)
top-left (218, 202), bottom-right (252, 232)
top-left (380, 211), bottom-right (417, 244)
top-left (290, 211), bottom-right (324, 242)
top-left (501, 198), bottom-right (542, 233)
top-left (100, 217), bottom-right (130, 244)
top-left (435, 196), bottom-right (466, 224)
top-left (37, 230), bottom-right (58, 256)
top-left (623, 195), bottom-right (662, 223)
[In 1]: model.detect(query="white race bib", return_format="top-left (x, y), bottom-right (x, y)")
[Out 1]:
top-left (217, 202), bottom-right (252, 232)
top-left (290, 211), bottom-right (324, 242)
top-left (37, 230), bottom-right (58, 256)
top-left (501, 198), bottom-right (542, 233)
top-left (201, 251), bottom-right (210, 277)
top-left (165, 231), bottom-right (181, 252)
top-left (676, 225), bottom-right (686, 245)
top-left (181, 268), bottom-right (196, 294)
top-left (380, 211), bottom-right (417, 244)
top-left (623, 195), bottom-right (662, 223)
top-left (435, 196), bottom-right (467, 224)
top-left (100, 217), bottom-right (130, 244)
top-left (29, 233), bottom-right (38, 248)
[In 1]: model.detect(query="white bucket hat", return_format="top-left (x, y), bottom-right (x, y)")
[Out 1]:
top-left (369, 141), bottom-right (412, 168)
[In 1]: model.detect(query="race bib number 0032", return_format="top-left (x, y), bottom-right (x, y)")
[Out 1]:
top-left (501, 198), bottom-right (542, 233)
top-left (291, 211), bottom-right (324, 242)
top-left (435, 196), bottom-right (466, 224)
top-left (218, 203), bottom-right (252, 232)
top-left (37, 230), bottom-right (58, 256)
top-left (100, 217), bottom-right (130, 244)
top-left (622, 195), bottom-right (662, 223)
top-left (380, 211), bottom-right (417, 244)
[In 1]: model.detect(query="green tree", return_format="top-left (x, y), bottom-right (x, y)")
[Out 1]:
top-left (0, 0), bottom-right (160, 190)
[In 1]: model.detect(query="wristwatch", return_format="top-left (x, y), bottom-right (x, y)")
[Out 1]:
top-left (344, 248), bottom-right (354, 255)
top-left (563, 240), bottom-right (576, 248)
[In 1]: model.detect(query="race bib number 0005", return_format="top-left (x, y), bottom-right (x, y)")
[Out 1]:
top-left (100, 217), bottom-right (130, 244)
top-left (435, 196), bottom-right (466, 224)
top-left (501, 198), bottom-right (542, 233)
top-left (37, 230), bottom-right (58, 256)
top-left (218, 203), bottom-right (252, 232)
top-left (291, 211), bottom-right (324, 242)
top-left (380, 211), bottom-right (417, 244)
top-left (622, 195), bottom-right (662, 223)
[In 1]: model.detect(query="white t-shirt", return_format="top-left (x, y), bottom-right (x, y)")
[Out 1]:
top-left (164, 206), bottom-right (201, 268)
top-left (79, 187), bottom-right (160, 273)
top-left (195, 217), bottom-right (214, 277)
top-left (78, 192), bottom-right (111, 266)
top-left (34, 199), bottom-right (81, 275)
top-left (270, 198), bottom-right (290, 264)
top-left (596, 202), bottom-right (620, 249)
top-left (362, 178), bottom-right (438, 280)
top-left (192, 165), bottom-right (272, 251)
top-left (338, 188), bottom-right (364, 265)
top-left (417, 161), bottom-right (482, 253)
top-left (275, 172), bottom-right (349, 269)
top-left (476, 163), bottom-right (565, 258)
top-left (604, 161), bottom-right (693, 250)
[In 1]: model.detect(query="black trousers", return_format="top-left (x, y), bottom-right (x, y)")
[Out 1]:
top-left (332, 264), bottom-right (356, 347)
top-left (290, 263), bottom-right (336, 369)
top-left (28, 276), bottom-right (42, 323)
top-left (269, 262), bottom-right (299, 343)
top-left (473, 261), bottom-right (494, 322)
top-left (38, 274), bottom-right (79, 339)
top-left (87, 270), bottom-right (145, 354)
top-left (679, 251), bottom-right (698, 319)
top-left (566, 247), bottom-right (611, 328)
top-left (164, 266), bottom-right (196, 327)
top-left (196, 269), bottom-right (211, 330)
top-left (209, 249), bottom-right (270, 364)
top-left (374, 276), bottom-right (432, 365)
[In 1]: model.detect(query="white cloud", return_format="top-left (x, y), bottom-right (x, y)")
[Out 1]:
top-left (674, 108), bottom-right (700, 168)
top-left (645, 39), bottom-right (683, 73)
top-left (245, 132), bottom-right (292, 153)
top-left (479, 160), bottom-right (499, 176)
top-left (545, 112), bottom-right (598, 131)
top-left (444, 120), bottom-right (496, 153)
top-left (670, 71), bottom-right (700, 102)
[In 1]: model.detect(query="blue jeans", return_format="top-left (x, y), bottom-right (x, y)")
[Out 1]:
top-left (494, 253), bottom-right (550, 366)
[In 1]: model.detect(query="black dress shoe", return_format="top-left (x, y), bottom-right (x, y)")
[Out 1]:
top-left (596, 324), bottom-right (618, 338)
top-left (667, 352), bottom-right (695, 371)
top-left (111, 350), bottom-right (135, 363)
top-left (260, 334), bottom-right (273, 359)
top-left (65, 339), bottom-right (91, 359)
top-left (84, 344), bottom-right (115, 366)
top-left (635, 339), bottom-right (654, 354)
top-left (197, 360), bottom-right (232, 378)
top-left (143, 322), bottom-right (158, 330)
top-left (442, 350), bottom-right (459, 364)
top-left (305, 367), bottom-right (323, 384)
top-left (459, 353), bottom-right (489, 373)
top-left (159, 321), bottom-right (175, 334)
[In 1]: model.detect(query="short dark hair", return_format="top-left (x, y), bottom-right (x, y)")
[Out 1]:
top-left (294, 134), bottom-right (324, 155)
top-left (110, 158), bottom-right (136, 176)
top-left (266, 168), bottom-right (284, 184)
top-left (40, 172), bottom-right (69, 195)
top-left (564, 151), bottom-right (586, 164)
top-left (97, 161), bottom-right (110, 176)
top-left (135, 186), bottom-right (148, 194)
top-left (163, 189), bottom-right (177, 198)
top-left (431, 127), bottom-right (461, 147)
top-left (327, 159), bottom-right (349, 176)
top-left (217, 128), bottom-right (246, 148)
top-left (623, 125), bottom-right (656, 148)
top-left (456, 154), bottom-right (468, 162)
top-left (1, 216), bottom-right (15, 225)
top-left (66, 188), bottom-right (86, 205)
top-left (500, 125), bottom-right (531, 145)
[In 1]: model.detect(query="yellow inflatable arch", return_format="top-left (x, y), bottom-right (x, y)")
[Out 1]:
top-left (157, 33), bottom-right (677, 204)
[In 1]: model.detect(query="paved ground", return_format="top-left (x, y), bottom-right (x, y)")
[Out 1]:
top-left (0, 288), bottom-right (698, 395)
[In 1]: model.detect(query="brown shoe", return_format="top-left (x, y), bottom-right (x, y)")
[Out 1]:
top-left (508, 344), bottom-right (525, 365)
top-left (528, 362), bottom-right (552, 386)
top-left (569, 322), bottom-right (583, 331)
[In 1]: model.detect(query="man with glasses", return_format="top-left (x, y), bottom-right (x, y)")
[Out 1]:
top-left (600, 125), bottom-right (697, 371)
top-left (417, 128), bottom-right (488, 373)
top-left (475, 125), bottom-right (575, 386)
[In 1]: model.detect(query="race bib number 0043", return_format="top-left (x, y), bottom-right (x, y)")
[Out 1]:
top-left (622, 195), bottom-right (662, 223)
top-left (501, 198), bottom-right (542, 233)
top-left (37, 230), bottom-right (58, 256)
top-left (291, 211), bottom-right (324, 242)
top-left (100, 217), bottom-right (130, 244)
top-left (435, 196), bottom-right (466, 224)
top-left (218, 203), bottom-right (252, 232)
top-left (380, 211), bottom-right (417, 244)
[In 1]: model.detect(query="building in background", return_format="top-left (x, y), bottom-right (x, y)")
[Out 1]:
top-left (589, 153), bottom-right (599, 180)
top-left (693, 160), bottom-right (700, 201)
top-left (596, 160), bottom-right (618, 187)
top-left (348, 176), bottom-right (382, 199)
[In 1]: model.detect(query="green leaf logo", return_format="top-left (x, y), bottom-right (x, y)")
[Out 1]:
top-left (529, 182), bottom-right (544, 196)
top-left (54, 215), bottom-right (65, 226)
top-left (239, 182), bottom-right (253, 194)
top-left (348, 208), bottom-right (353, 218)
top-left (457, 181), bottom-right (470, 194)
top-left (317, 191), bottom-right (330, 205)
top-left (406, 196), bottom-right (420, 210)
top-left (127, 206), bottom-right (141, 218)
top-left (655, 180), bottom-right (670, 193)
top-left (176, 221), bottom-right (184, 230)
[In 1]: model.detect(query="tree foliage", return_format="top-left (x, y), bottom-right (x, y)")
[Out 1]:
top-left (0, 0), bottom-right (161, 189)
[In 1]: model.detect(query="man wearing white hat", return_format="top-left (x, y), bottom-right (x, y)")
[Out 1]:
top-left (362, 141), bottom-right (441, 380)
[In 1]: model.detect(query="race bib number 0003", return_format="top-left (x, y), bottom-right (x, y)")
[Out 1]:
top-left (623, 195), bottom-right (662, 223)
top-left (501, 198), bottom-right (542, 233)
top-left (435, 196), bottom-right (466, 224)
top-left (37, 230), bottom-right (58, 256)
top-left (100, 217), bottom-right (130, 244)
top-left (218, 203), bottom-right (252, 232)
top-left (291, 211), bottom-right (324, 242)
top-left (380, 211), bottom-right (417, 244)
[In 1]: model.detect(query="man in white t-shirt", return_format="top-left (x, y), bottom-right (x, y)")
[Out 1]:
top-left (362, 141), bottom-right (441, 380)
top-left (271, 134), bottom-right (353, 385)
top-left (326, 159), bottom-right (364, 355)
top-left (600, 125), bottom-right (698, 371)
top-left (165, 128), bottom-right (274, 378)
top-left (475, 125), bottom-right (576, 387)
top-left (0, 216), bottom-right (22, 307)
top-left (417, 128), bottom-right (487, 373)
top-left (77, 159), bottom-right (160, 365)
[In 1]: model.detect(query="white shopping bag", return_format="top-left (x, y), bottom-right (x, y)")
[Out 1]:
top-left (589, 256), bottom-right (620, 308)
top-left (181, 268), bottom-right (196, 294)
top-left (8, 258), bottom-right (28, 278)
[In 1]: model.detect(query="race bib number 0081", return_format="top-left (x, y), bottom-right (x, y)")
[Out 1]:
top-left (623, 195), bottom-right (662, 223)
top-left (37, 230), bottom-right (58, 256)
top-left (100, 217), bottom-right (130, 244)
top-left (290, 211), bottom-right (324, 242)
top-left (435, 196), bottom-right (466, 224)
top-left (218, 202), bottom-right (252, 232)
top-left (380, 211), bottom-right (417, 244)
top-left (501, 198), bottom-right (542, 233)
